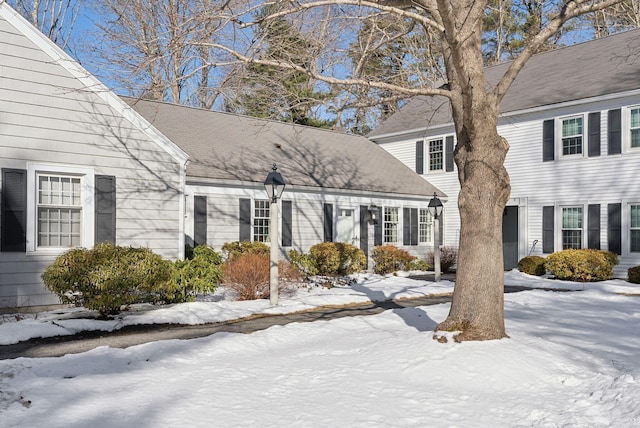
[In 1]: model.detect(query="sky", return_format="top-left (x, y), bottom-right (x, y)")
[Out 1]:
top-left (1, 271), bottom-right (640, 427)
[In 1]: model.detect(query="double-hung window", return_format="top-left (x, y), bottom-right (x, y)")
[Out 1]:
top-left (630, 108), bottom-right (640, 148)
top-left (37, 174), bottom-right (82, 247)
top-left (562, 207), bottom-right (583, 249)
top-left (419, 208), bottom-right (433, 244)
top-left (561, 117), bottom-right (583, 155)
top-left (631, 205), bottom-right (640, 252)
top-left (428, 139), bottom-right (444, 171)
top-left (384, 207), bottom-right (399, 244)
top-left (253, 200), bottom-right (270, 242)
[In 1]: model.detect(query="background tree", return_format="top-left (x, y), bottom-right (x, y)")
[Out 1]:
top-left (201, 0), bottom-right (623, 341)
top-left (8, 0), bottom-right (82, 50)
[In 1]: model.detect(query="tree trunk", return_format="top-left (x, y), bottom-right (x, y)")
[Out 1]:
top-left (436, 114), bottom-right (511, 341)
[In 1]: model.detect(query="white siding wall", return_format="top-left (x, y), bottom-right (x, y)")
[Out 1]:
top-left (376, 93), bottom-right (640, 278)
top-left (0, 15), bottom-right (184, 308)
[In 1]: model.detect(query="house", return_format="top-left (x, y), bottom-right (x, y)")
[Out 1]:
top-left (368, 30), bottom-right (640, 276)
top-left (126, 98), bottom-right (444, 264)
top-left (0, 3), bottom-right (189, 309)
top-left (0, 2), bottom-right (443, 310)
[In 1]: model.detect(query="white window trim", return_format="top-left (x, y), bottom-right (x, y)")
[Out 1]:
top-left (418, 207), bottom-right (434, 246)
top-left (625, 202), bottom-right (640, 255)
top-left (26, 163), bottom-right (95, 254)
top-left (383, 206), bottom-right (399, 244)
top-left (557, 114), bottom-right (586, 158)
top-left (253, 199), bottom-right (271, 243)
top-left (623, 105), bottom-right (640, 152)
top-left (556, 204), bottom-right (586, 251)
top-left (427, 138), bottom-right (444, 172)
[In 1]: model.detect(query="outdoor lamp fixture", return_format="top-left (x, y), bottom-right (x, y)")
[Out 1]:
top-left (427, 193), bottom-right (443, 282)
top-left (263, 163), bottom-right (286, 305)
top-left (367, 204), bottom-right (379, 225)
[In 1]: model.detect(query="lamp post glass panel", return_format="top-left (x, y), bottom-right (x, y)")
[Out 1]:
top-left (428, 193), bottom-right (443, 282)
top-left (264, 164), bottom-right (286, 305)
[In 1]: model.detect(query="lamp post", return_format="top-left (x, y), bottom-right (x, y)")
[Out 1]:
top-left (264, 163), bottom-right (286, 305)
top-left (428, 193), bottom-right (443, 282)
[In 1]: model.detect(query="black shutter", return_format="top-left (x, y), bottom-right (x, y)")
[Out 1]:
top-left (1, 169), bottom-right (27, 252)
top-left (95, 175), bottom-right (116, 245)
top-left (415, 141), bottom-right (424, 174)
top-left (588, 112), bottom-right (601, 157)
top-left (588, 204), bottom-right (601, 249)
top-left (282, 200), bottom-right (292, 247)
top-left (608, 109), bottom-right (622, 155)
top-left (542, 206), bottom-right (554, 253)
top-left (403, 208), bottom-right (411, 245)
top-left (193, 196), bottom-right (207, 247)
top-left (359, 205), bottom-right (368, 258)
top-left (323, 203), bottom-right (333, 242)
top-left (445, 136), bottom-right (454, 172)
top-left (542, 119), bottom-right (555, 162)
top-left (374, 206), bottom-right (383, 246)
top-left (411, 208), bottom-right (418, 245)
top-left (608, 203), bottom-right (622, 255)
top-left (239, 198), bottom-right (251, 241)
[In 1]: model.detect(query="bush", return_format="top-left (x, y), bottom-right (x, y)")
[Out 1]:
top-left (289, 243), bottom-right (367, 277)
top-left (222, 253), bottom-right (270, 300)
top-left (601, 250), bottom-right (620, 268)
top-left (628, 266), bottom-right (640, 284)
top-left (288, 249), bottom-right (319, 278)
top-left (42, 243), bottom-right (175, 317)
top-left (279, 260), bottom-right (302, 283)
top-left (517, 255), bottom-right (547, 276)
top-left (172, 245), bottom-right (223, 302)
top-left (544, 248), bottom-right (613, 282)
top-left (222, 241), bottom-right (269, 261)
top-left (409, 259), bottom-right (431, 271)
top-left (426, 246), bottom-right (458, 273)
top-left (334, 243), bottom-right (367, 275)
top-left (309, 242), bottom-right (341, 275)
top-left (371, 245), bottom-right (416, 275)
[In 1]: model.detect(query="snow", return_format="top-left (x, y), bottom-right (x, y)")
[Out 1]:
top-left (1, 271), bottom-right (640, 427)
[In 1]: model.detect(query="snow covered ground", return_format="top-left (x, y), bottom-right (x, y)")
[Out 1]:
top-left (1, 271), bottom-right (639, 427)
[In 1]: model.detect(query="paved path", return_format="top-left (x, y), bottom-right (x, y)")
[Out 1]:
top-left (0, 284), bottom-right (550, 360)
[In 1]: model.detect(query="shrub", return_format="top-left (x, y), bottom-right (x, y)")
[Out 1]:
top-left (544, 248), bottom-right (613, 282)
top-left (288, 249), bottom-right (319, 278)
top-left (371, 245), bottom-right (416, 275)
top-left (222, 253), bottom-right (270, 300)
top-left (279, 259), bottom-right (302, 283)
top-left (426, 246), bottom-right (458, 273)
top-left (628, 266), bottom-right (640, 284)
top-left (42, 243), bottom-right (175, 317)
top-left (600, 250), bottom-right (620, 268)
top-left (517, 255), bottom-right (547, 276)
top-left (409, 259), bottom-right (431, 271)
top-left (222, 241), bottom-right (269, 261)
top-left (172, 245), bottom-right (223, 302)
top-left (290, 243), bottom-right (366, 277)
top-left (308, 242), bottom-right (341, 275)
top-left (334, 243), bottom-right (367, 275)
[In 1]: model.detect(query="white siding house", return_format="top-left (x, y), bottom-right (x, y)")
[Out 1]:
top-left (369, 30), bottom-right (640, 277)
top-left (0, 3), bottom-right (189, 309)
top-left (127, 99), bottom-right (445, 263)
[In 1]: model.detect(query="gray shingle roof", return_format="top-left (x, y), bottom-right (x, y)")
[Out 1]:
top-left (369, 29), bottom-right (640, 138)
top-left (125, 98), bottom-right (442, 198)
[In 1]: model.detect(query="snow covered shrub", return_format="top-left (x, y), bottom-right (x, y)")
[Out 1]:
top-left (426, 246), bottom-right (458, 273)
top-left (222, 253), bottom-right (270, 300)
top-left (371, 245), bottom-right (416, 275)
top-left (517, 256), bottom-right (547, 276)
top-left (627, 266), bottom-right (640, 284)
top-left (172, 245), bottom-right (223, 302)
top-left (222, 241), bottom-right (269, 261)
top-left (544, 249), bottom-right (613, 282)
top-left (42, 243), bottom-right (175, 317)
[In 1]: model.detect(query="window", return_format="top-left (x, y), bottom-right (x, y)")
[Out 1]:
top-left (428, 139), bottom-right (443, 171)
top-left (562, 207), bottom-right (583, 249)
top-left (419, 208), bottom-right (433, 244)
top-left (631, 205), bottom-right (640, 252)
top-left (384, 207), bottom-right (399, 243)
top-left (561, 117), bottom-right (583, 155)
top-left (253, 200), bottom-right (270, 242)
top-left (37, 174), bottom-right (82, 247)
top-left (631, 108), bottom-right (640, 148)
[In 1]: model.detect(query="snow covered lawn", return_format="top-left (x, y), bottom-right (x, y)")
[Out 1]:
top-left (1, 271), bottom-right (639, 427)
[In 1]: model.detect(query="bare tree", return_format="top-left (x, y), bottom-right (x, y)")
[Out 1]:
top-left (8, 0), bottom-right (81, 49)
top-left (199, 0), bottom-right (623, 341)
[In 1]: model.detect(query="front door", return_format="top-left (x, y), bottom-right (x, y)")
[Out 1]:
top-left (502, 206), bottom-right (519, 270)
top-left (336, 208), bottom-right (356, 244)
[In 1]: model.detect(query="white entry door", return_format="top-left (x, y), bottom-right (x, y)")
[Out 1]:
top-left (336, 208), bottom-right (356, 244)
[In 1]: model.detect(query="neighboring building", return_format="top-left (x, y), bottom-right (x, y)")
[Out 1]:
top-left (0, 3), bottom-right (189, 309)
top-left (127, 98), bottom-right (444, 264)
top-left (0, 2), bottom-right (444, 310)
top-left (369, 30), bottom-right (640, 276)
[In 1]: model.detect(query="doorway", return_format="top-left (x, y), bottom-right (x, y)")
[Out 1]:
top-left (336, 208), bottom-right (356, 244)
